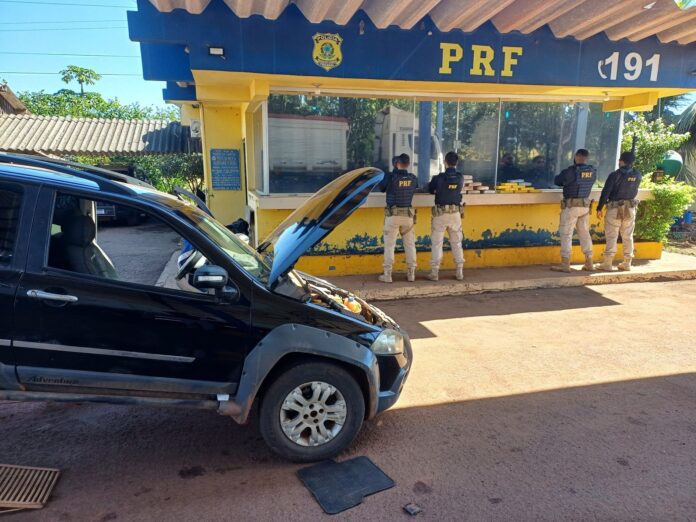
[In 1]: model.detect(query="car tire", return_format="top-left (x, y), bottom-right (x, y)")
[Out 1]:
top-left (259, 361), bottom-right (365, 462)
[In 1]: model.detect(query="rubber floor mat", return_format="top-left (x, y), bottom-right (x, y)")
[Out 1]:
top-left (0, 464), bottom-right (60, 510)
top-left (297, 457), bottom-right (394, 514)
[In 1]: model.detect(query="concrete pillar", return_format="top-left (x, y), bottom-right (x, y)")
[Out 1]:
top-left (573, 102), bottom-right (589, 153)
top-left (418, 101), bottom-right (432, 186)
top-left (200, 103), bottom-right (248, 225)
top-left (436, 101), bottom-right (444, 141)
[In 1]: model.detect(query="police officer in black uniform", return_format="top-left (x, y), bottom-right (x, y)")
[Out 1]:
top-left (552, 148), bottom-right (597, 272)
top-left (378, 153), bottom-right (418, 283)
top-left (427, 151), bottom-right (465, 281)
top-left (596, 151), bottom-right (642, 271)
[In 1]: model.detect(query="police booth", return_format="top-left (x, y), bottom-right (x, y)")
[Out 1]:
top-left (128, 0), bottom-right (696, 276)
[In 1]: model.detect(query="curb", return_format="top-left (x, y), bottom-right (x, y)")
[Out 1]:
top-left (345, 269), bottom-right (696, 301)
top-left (155, 251), bottom-right (180, 289)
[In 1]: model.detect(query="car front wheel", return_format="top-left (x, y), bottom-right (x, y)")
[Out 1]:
top-left (259, 361), bottom-right (365, 462)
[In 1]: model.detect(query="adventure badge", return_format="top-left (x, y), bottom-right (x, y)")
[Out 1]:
top-left (312, 33), bottom-right (343, 71)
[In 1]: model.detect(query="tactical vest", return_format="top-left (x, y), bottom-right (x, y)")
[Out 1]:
top-left (609, 167), bottom-right (641, 201)
top-left (433, 169), bottom-right (463, 206)
top-left (385, 169), bottom-right (418, 207)
top-left (562, 164), bottom-right (596, 199)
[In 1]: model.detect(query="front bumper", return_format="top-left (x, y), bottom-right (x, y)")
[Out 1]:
top-left (375, 332), bottom-right (412, 414)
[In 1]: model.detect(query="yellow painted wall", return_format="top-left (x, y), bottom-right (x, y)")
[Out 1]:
top-left (200, 103), bottom-right (248, 224)
top-left (256, 204), bottom-right (661, 276)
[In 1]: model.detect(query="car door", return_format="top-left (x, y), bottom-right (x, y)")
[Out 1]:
top-left (12, 186), bottom-right (253, 396)
top-left (0, 180), bottom-right (35, 390)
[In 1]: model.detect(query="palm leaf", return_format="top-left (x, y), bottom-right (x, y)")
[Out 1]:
top-left (676, 101), bottom-right (696, 185)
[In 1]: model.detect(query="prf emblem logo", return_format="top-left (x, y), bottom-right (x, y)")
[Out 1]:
top-left (312, 33), bottom-right (343, 71)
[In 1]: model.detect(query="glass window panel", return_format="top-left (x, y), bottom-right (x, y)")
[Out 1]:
top-left (264, 96), bottom-right (621, 194)
top-left (267, 94), bottom-right (416, 193)
top-left (0, 186), bottom-right (22, 264)
top-left (585, 105), bottom-right (621, 182)
top-left (498, 101), bottom-right (575, 189)
top-left (498, 102), bottom-right (621, 189)
top-left (441, 101), bottom-right (499, 188)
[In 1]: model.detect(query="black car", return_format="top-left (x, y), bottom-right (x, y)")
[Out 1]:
top-left (0, 153), bottom-right (411, 461)
top-left (96, 201), bottom-right (147, 226)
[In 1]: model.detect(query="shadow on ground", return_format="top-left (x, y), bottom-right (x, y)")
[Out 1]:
top-left (1, 372), bottom-right (694, 521)
top-left (377, 285), bottom-right (620, 339)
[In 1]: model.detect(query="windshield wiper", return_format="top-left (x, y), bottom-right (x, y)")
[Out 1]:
top-left (173, 186), bottom-right (213, 217)
top-left (257, 240), bottom-right (271, 253)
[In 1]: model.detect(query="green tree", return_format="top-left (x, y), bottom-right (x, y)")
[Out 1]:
top-left (19, 66), bottom-right (178, 120)
top-left (621, 114), bottom-right (690, 176)
top-left (60, 65), bottom-right (102, 96)
top-left (19, 89), bottom-right (178, 120)
top-left (71, 154), bottom-right (203, 194)
top-left (635, 180), bottom-right (696, 242)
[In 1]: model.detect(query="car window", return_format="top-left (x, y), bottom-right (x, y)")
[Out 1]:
top-left (178, 209), bottom-right (270, 283)
top-left (0, 185), bottom-right (23, 265)
top-left (47, 192), bottom-right (205, 294)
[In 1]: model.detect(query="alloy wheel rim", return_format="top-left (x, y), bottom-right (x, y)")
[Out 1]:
top-left (279, 381), bottom-right (347, 447)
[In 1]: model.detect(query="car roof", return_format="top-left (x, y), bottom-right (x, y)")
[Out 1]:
top-left (0, 163), bottom-right (101, 190)
top-left (0, 152), bottom-right (154, 196)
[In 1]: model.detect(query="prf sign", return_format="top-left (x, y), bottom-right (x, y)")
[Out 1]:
top-left (438, 43), bottom-right (523, 77)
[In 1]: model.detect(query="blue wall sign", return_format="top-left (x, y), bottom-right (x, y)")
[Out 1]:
top-left (128, 0), bottom-right (696, 94)
top-left (210, 149), bottom-right (241, 190)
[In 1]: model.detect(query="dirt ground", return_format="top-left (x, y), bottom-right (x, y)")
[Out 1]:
top-left (2, 281), bottom-right (696, 521)
top-left (666, 240), bottom-right (696, 257)
top-left (667, 223), bottom-right (696, 257)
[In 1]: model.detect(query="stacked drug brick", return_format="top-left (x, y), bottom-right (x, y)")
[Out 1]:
top-left (462, 174), bottom-right (496, 194)
top-left (495, 179), bottom-right (542, 193)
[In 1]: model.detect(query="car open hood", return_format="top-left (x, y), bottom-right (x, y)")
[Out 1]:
top-left (258, 167), bottom-right (384, 286)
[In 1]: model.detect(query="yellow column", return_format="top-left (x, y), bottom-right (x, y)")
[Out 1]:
top-left (200, 103), bottom-right (248, 224)
top-left (179, 103), bottom-right (199, 126)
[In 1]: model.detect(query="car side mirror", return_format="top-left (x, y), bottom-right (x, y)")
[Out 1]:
top-left (192, 265), bottom-right (228, 290)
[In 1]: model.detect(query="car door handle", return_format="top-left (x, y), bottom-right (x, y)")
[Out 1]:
top-left (26, 289), bottom-right (79, 303)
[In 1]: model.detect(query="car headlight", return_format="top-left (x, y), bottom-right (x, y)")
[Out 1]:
top-left (370, 329), bottom-right (404, 355)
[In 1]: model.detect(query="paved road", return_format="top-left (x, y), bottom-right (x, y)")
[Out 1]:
top-left (2, 281), bottom-right (696, 521)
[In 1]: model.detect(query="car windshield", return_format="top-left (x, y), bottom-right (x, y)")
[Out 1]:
top-left (187, 210), bottom-right (271, 282)
top-left (138, 190), bottom-right (271, 282)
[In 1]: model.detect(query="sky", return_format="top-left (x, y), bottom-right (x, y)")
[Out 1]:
top-left (0, 0), bottom-right (168, 109)
top-left (0, 0), bottom-right (694, 114)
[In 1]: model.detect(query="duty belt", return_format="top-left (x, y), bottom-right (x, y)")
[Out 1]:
top-left (607, 199), bottom-right (638, 209)
top-left (561, 197), bottom-right (591, 209)
top-left (432, 204), bottom-right (464, 217)
top-left (385, 206), bottom-right (416, 218)
top-left (608, 199), bottom-right (638, 219)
